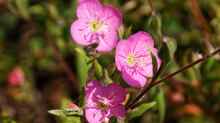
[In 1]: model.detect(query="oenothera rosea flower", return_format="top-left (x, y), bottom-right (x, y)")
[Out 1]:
top-left (8, 67), bottom-right (25, 86)
top-left (115, 31), bottom-right (161, 88)
top-left (85, 80), bottom-right (127, 123)
top-left (71, 0), bottom-right (122, 52)
top-left (78, 0), bottom-right (99, 3)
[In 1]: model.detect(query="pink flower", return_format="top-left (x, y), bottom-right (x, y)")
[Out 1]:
top-left (8, 67), bottom-right (25, 86)
top-left (71, 0), bottom-right (122, 52)
top-left (85, 80), bottom-right (127, 123)
top-left (78, 0), bottom-right (99, 4)
top-left (115, 31), bottom-right (161, 88)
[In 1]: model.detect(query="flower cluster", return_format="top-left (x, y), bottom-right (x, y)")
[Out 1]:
top-left (70, 0), bottom-right (161, 122)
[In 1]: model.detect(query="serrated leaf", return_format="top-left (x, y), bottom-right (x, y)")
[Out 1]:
top-left (75, 47), bottom-right (90, 90)
top-left (128, 102), bottom-right (156, 119)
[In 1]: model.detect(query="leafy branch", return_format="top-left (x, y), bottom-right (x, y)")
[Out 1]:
top-left (127, 48), bottom-right (220, 109)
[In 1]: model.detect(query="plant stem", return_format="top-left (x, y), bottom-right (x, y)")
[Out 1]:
top-left (45, 32), bottom-right (79, 92)
top-left (188, 0), bottom-right (212, 54)
top-left (147, 0), bottom-right (155, 16)
top-left (127, 48), bottom-right (220, 109)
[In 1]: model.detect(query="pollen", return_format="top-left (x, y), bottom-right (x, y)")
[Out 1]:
top-left (97, 102), bottom-right (109, 110)
top-left (90, 20), bottom-right (102, 32)
top-left (127, 53), bottom-right (135, 65)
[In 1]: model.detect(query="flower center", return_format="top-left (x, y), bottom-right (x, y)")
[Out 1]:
top-left (127, 53), bottom-right (135, 65)
top-left (90, 20), bottom-right (102, 32)
top-left (97, 102), bottom-right (109, 110)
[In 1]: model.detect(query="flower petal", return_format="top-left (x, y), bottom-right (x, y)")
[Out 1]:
top-left (77, 1), bottom-right (104, 20)
top-left (102, 5), bottom-right (122, 29)
top-left (129, 31), bottom-right (155, 48)
top-left (105, 83), bottom-right (127, 104)
top-left (96, 30), bottom-right (118, 52)
top-left (85, 80), bottom-right (102, 107)
top-left (122, 68), bottom-right (147, 88)
top-left (115, 40), bottom-right (130, 71)
top-left (71, 20), bottom-right (95, 45)
top-left (110, 104), bottom-right (126, 118)
top-left (85, 108), bottom-right (108, 123)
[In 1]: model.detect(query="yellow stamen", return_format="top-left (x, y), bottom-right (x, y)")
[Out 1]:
top-left (90, 20), bottom-right (102, 32)
top-left (127, 53), bottom-right (135, 65)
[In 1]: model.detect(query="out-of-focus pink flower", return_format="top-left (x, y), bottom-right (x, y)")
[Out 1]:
top-left (8, 67), bottom-right (25, 86)
top-left (115, 31), bottom-right (161, 88)
top-left (85, 80), bottom-right (127, 123)
top-left (71, 0), bottom-right (122, 52)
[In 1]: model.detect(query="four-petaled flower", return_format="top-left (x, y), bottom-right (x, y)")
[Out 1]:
top-left (71, 0), bottom-right (122, 52)
top-left (115, 31), bottom-right (161, 88)
top-left (85, 80), bottom-right (127, 123)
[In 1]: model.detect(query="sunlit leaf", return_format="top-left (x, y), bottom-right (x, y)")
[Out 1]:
top-left (15, 0), bottom-right (30, 20)
top-left (156, 88), bottom-right (166, 123)
top-left (128, 102), bottom-right (156, 119)
top-left (75, 47), bottom-right (90, 90)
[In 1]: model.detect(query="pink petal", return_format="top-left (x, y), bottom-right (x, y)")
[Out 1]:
top-left (115, 40), bottom-right (130, 71)
top-left (85, 108), bottom-right (108, 123)
top-left (95, 30), bottom-right (118, 52)
top-left (78, 0), bottom-right (100, 4)
top-left (129, 31), bottom-right (154, 48)
top-left (105, 83), bottom-right (127, 104)
top-left (71, 20), bottom-right (96, 45)
top-left (76, 1), bottom-right (104, 20)
top-left (102, 5), bottom-right (122, 29)
top-left (110, 104), bottom-right (126, 118)
top-left (85, 80), bottom-right (102, 107)
top-left (122, 68), bottom-right (147, 88)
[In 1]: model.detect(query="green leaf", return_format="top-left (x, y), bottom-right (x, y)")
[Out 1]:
top-left (151, 53), bottom-right (158, 75)
top-left (124, 25), bottom-right (133, 39)
top-left (163, 37), bottom-right (177, 59)
top-left (15, 0), bottom-right (30, 20)
top-left (128, 102), bottom-right (156, 119)
top-left (75, 48), bottom-right (90, 90)
top-left (48, 108), bottom-right (83, 117)
top-left (94, 60), bottom-right (103, 79)
top-left (156, 88), bottom-right (166, 123)
top-left (146, 15), bottom-right (162, 48)
top-left (29, 5), bottom-right (46, 16)
top-left (103, 69), bottom-right (113, 84)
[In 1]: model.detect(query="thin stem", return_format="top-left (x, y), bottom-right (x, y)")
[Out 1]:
top-left (147, 0), bottom-right (155, 16)
top-left (188, 0), bottom-right (212, 54)
top-left (45, 32), bottom-right (79, 92)
top-left (127, 48), bottom-right (220, 109)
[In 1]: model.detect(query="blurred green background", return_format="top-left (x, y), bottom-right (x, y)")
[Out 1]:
top-left (0, 0), bottom-right (220, 123)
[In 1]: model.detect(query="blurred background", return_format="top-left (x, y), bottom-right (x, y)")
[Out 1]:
top-left (0, 0), bottom-right (220, 123)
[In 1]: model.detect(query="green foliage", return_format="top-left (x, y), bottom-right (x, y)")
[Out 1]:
top-left (75, 48), bottom-right (90, 90)
top-left (0, 0), bottom-right (220, 123)
top-left (156, 88), bottom-right (166, 123)
top-left (127, 102), bottom-right (156, 119)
